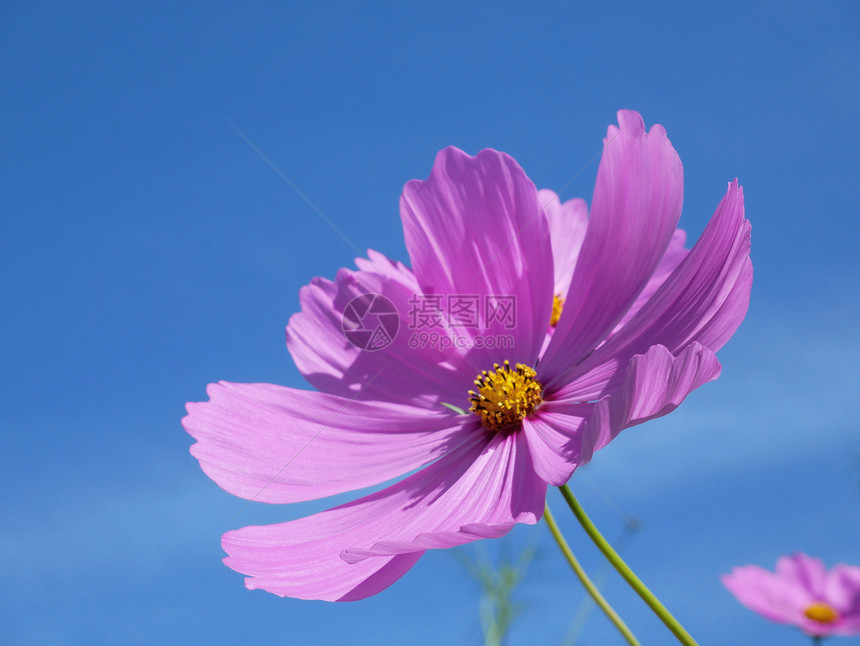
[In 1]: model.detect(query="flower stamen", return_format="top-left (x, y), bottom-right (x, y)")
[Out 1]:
top-left (468, 360), bottom-right (542, 431)
top-left (804, 602), bottom-right (840, 624)
top-left (550, 294), bottom-right (564, 327)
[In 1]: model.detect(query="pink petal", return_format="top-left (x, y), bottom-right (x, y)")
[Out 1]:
top-left (610, 228), bottom-right (689, 335)
top-left (556, 229), bottom-right (692, 401)
top-left (540, 110), bottom-right (683, 383)
top-left (616, 180), bottom-right (748, 355)
top-left (826, 564), bottom-right (860, 617)
top-left (184, 381), bottom-right (472, 503)
top-left (354, 247), bottom-right (417, 283)
top-left (548, 357), bottom-right (624, 402)
top-left (400, 147), bottom-right (554, 367)
top-left (577, 343), bottom-right (722, 465)
top-left (521, 402), bottom-right (592, 485)
top-left (722, 565), bottom-right (811, 625)
top-left (547, 229), bottom-right (690, 400)
top-left (286, 249), bottom-right (473, 407)
top-left (341, 430), bottom-right (545, 561)
top-left (222, 428), bottom-right (547, 601)
top-left (596, 180), bottom-right (747, 361)
top-left (691, 254), bottom-right (753, 352)
top-left (834, 619), bottom-right (860, 636)
top-left (777, 553), bottom-right (828, 598)
top-left (555, 180), bottom-right (749, 401)
top-left (539, 189), bottom-right (589, 297)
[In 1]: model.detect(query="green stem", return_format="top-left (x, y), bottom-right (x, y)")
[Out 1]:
top-left (559, 484), bottom-right (698, 645)
top-left (544, 502), bottom-right (641, 646)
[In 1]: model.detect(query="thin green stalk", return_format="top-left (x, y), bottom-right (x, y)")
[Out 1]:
top-left (544, 502), bottom-right (641, 646)
top-left (559, 484), bottom-right (698, 646)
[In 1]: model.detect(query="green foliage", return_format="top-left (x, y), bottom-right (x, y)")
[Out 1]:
top-left (457, 541), bottom-right (536, 646)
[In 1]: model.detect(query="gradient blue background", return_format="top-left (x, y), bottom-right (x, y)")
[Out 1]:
top-left (2, 1), bottom-right (859, 644)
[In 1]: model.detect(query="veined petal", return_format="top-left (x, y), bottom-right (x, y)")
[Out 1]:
top-left (615, 180), bottom-right (748, 356)
top-left (540, 110), bottom-right (683, 383)
top-left (545, 230), bottom-right (688, 399)
top-left (546, 229), bottom-right (690, 399)
top-left (556, 181), bottom-right (749, 399)
top-left (610, 229), bottom-right (689, 335)
top-left (539, 189), bottom-right (589, 297)
top-left (540, 190), bottom-right (688, 342)
top-left (400, 147), bottom-right (554, 367)
top-left (578, 343), bottom-right (721, 465)
top-left (184, 382), bottom-right (472, 504)
top-left (222, 428), bottom-right (546, 601)
top-left (596, 182), bottom-right (748, 361)
top-left (691, 254), bottom-right (752, 352)
top-left (354, 247), bottom-right (417, 283)
top-left (342, 430), bottom-right (546, 561)
top-left (548, 358), bottom-right (624, 402)
top-left (286, 249), bottom-right (472, 407)
top-left (548, 228), bottom-right (688, 397)
top-left (522, 402), bottom-right (592, 485)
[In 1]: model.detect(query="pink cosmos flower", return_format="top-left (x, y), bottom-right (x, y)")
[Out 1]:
top-left (184, 110), bottom-right (752, 601)
top-left (723, 553), bottom-right (860, 637)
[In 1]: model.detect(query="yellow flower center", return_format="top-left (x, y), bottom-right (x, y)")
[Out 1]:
top-left (804, 602), bottom-right (840, 624)
top-left (468, 360), bottom-right (543, 431)
top-left (550, 294), bottom-right (564, 327)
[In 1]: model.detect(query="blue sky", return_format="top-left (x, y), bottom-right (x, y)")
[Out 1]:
top-left (2, 1), bottom-right (859, 644)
